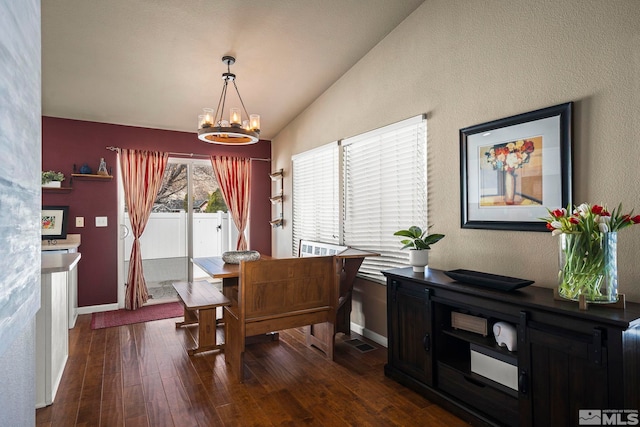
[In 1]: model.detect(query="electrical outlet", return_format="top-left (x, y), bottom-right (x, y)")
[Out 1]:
top-left (75, 217), bottom-right (84, 227)
top-left (95, 216), bottom-right (108, 227)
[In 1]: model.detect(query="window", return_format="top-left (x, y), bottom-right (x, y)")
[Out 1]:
top-left (292, 115), bottom-right (427, 282)
top-left (292, 142), bottom-right (339, 256)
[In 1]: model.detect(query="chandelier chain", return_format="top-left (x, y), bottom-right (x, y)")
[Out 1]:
top-left (232, 80), bottom-right (251, 121)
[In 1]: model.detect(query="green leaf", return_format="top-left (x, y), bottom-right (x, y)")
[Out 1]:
top-left (394, 230), bottom-right (416, 238)
top-left (408, 226), bottom-right (423, 238)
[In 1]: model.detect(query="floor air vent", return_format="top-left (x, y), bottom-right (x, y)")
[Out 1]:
top-left (344, 338), bottom-right (376, 353)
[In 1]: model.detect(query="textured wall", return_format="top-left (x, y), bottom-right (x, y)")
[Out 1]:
top-left (0, 323), bottom-right (36, 424)
top-left (0, 0), bottom-right (41, 423)
top-left (272, 0), bottom-right (640, 338)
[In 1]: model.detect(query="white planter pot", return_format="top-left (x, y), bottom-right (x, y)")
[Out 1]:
top-left (409, 249), bottom-right (429, 273)
top-left (42, 181), bottom-right (61, 188)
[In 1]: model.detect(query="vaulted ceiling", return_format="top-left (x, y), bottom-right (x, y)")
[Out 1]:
top-left (42, 0), bottom-right (424, 141)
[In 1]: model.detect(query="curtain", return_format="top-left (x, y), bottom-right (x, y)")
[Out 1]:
top-left (210, 156), bottom-right (251, 250)
top-left (119, 149), bottom-right (169, 310)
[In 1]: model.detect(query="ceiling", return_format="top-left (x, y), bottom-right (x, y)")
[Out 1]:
top-left (42, 0), bottom-right (424, 141)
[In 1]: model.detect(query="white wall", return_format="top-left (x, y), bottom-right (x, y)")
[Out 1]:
top-left (272, 0), bottom-right (640, 337)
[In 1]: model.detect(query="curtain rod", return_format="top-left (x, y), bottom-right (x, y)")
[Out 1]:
top-left (106, 146), bottom-right (270, 161)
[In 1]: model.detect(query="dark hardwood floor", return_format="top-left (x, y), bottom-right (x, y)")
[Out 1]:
top-left (36, 313), bottom-right (467, 426)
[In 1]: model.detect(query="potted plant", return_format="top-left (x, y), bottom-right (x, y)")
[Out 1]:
top-left (42, 170), bottom-right (65, 188)
top-left (394, 225), bottom-right (445, 273)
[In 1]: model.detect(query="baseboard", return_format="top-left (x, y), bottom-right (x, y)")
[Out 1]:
top-left (76, 303), bottom-right (119, 315)
top-left (349, 322), bottom-right (388, 348)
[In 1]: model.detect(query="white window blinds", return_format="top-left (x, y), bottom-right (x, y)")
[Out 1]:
top-left (292, 142), bottom-right (340, 256)
top-left (342, 115), bottom-right (427, 281)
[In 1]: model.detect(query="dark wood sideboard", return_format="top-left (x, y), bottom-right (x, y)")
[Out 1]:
top-left (383, 267), bottom-right (640, 427)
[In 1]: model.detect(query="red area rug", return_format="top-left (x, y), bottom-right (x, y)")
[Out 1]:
top-left (91, 302), bottom-right (183, 329)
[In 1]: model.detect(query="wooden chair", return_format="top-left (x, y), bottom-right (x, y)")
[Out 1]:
top-left (223, 256), bottom-right (339, 382)
top-left (298, 240), bottom-right (378, 353)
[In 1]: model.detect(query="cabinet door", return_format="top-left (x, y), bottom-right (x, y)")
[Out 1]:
top-left (388, 279), bottom-right (432, 385)
top-left (521, 324), bottom-right (608, 427)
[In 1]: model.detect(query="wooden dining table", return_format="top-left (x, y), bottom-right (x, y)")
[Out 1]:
top-left (192, 254), bottom-right (272, 281)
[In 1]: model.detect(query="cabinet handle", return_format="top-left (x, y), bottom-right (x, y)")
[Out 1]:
top-left (422, 333), bottom-right (430, 352)
top-left (518, 370), bottom-right (528, 394)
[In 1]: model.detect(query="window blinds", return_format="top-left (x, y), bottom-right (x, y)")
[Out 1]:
top-left (291, 142), bottom-right (340, 256)
top-left (342, 115), bottom-right (427, 281)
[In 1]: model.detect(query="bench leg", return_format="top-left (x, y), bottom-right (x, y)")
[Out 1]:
top-left (175, 304), bottom-right (198, 328)
top-left (187, 308), bottom-right (224, 355)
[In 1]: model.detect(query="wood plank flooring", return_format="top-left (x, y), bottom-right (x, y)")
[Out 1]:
top-left (36, 313), bottom-right (468, 426)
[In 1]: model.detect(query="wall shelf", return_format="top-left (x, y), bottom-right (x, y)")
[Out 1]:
top-left (269, 194), bottom-right (283, 204)
top-left (269, 169), bottom-right (283, 180)
top-left (269, 218), bottom-right (284, 228)
top-left (42, 187), bottom-right (72, 193)
top-left (71, 173), bottom-right (113, 180)
top-left (270, 169), bottom-right (284, 228)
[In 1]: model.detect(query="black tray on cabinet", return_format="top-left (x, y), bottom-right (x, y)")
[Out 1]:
top-left (444, 269), bottom-right (534, 291)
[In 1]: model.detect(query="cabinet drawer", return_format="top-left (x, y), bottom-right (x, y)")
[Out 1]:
top-left (438, 362), bottom-right (519, 427)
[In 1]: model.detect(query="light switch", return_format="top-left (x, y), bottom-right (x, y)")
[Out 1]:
top-left (75, 217), bottom-right (84, 227)
top-left (95, 216), bottom-right (108, 227)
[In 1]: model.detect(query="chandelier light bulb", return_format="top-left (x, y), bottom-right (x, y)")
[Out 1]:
top-left (250, 114), bottom-right (260, 131)
top-left (200, 108), bottom-right (214, 128)
top-left (230, 107), bottom-right (241, 126)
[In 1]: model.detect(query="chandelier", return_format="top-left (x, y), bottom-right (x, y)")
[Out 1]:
top-left (197, 56), bottom-right (260, 145)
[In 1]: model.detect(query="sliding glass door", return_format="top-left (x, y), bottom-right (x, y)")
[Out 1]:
top-left (117, 157), bottom-right (237, 307)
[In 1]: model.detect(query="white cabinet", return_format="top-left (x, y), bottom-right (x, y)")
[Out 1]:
top-left (42, 234), bottom-right (80, 328)
top-left (37, 253), bottom-right (80, 408)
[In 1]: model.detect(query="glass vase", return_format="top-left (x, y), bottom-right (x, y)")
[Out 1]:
top-left (558, 231), bottom-right (618, 303)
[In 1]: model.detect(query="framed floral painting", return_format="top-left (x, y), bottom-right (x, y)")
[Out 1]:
top-left (41, 205), bottom-right (69, 240)
top-left (460, 102), bottom-right (572, 231)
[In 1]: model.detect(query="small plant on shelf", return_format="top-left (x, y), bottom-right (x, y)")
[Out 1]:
top-left (42, 170), bottom-right (65, 186)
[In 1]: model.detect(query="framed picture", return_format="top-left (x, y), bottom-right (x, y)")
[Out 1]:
top-left (460, 102), bottom-right (572, 231)
top-left (41, 205), bottom-right (69, 240)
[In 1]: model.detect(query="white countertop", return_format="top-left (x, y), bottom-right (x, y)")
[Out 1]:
top-left (42, 233), bottom-right (81, 251)
top-left (41, 252), bottom-right (81, 274)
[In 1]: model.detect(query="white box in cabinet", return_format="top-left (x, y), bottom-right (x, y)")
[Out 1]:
top-left (470, 343), bottom-right (517, 390)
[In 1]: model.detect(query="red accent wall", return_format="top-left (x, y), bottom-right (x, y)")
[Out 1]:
top-left (42, 117), bottom-right (271, 308)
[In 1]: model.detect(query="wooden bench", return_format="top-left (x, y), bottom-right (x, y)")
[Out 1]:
top-left (224, 256), bottom-right (339, 382)
top-left (173, 280), bottom-right (231, 355)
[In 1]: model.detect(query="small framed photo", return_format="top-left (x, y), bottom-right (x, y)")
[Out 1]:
top-left (41, 205), bottom-right (69, 240)
top-left (460, 102), bottom-right (572, 231)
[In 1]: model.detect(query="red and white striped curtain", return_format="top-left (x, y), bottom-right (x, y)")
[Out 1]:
top-left (210, 156), bottom-right (251, 250)
top-left (119, 149), bottom-right (169, 310)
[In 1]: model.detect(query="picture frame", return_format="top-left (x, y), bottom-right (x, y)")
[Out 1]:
top-left (41, 205), bottom-right (69, 240)
top-left (460, 102), bottom-right (572, 231)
